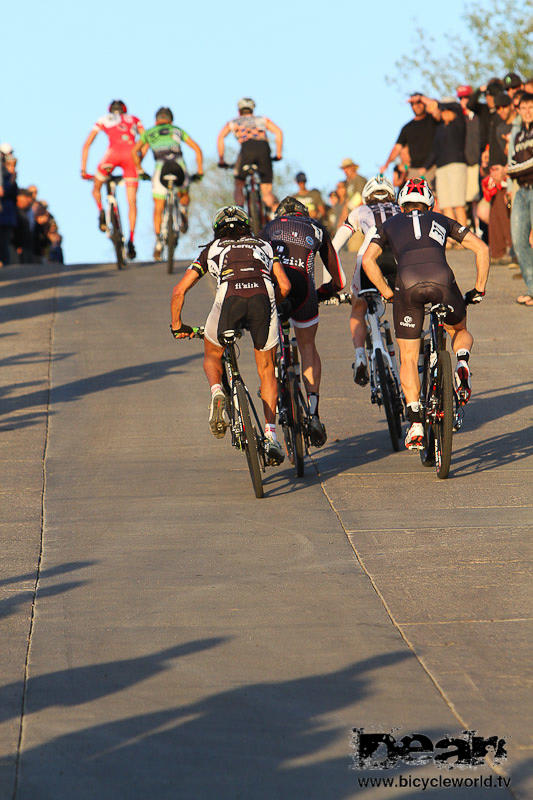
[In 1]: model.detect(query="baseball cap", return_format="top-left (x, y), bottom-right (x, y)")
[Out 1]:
top-left (486, 78), bottom-right (504, 96)
top-left (503, 72), bottom-right (523, 89)
top-left (295, 172), bottom-right (307, 182)
top-left (340, 158), bottom-right (358, 169)
top-left (0, 142), bottom-right (13, 155)
top-left (438, 97), bottom-right (461, 113)
top-left (494, 92), bottom-right (512, 108)
top-left (456, 85), bottom-right (472, 98)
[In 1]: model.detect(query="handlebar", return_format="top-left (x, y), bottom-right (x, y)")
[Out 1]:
top-left (170, 324), bottom-right (205, 339)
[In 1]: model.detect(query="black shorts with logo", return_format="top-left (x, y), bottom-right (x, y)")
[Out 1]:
top-left (285, 266), bottom-right (318, 327)
top-left (217, 291), bottom-right (273, 351)
top-left (393, 279), bottom-right (466, 339)
top-left (236, 140), bottom-right (273, 183)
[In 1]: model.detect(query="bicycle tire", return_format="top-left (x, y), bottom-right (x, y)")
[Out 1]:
top-left (375, 349), bottom-right (401, 452)
top-left (235, 380), bottom-right (263, 498)
top-left (289, 374), bottom-right (305, 477)
top-left (248, 188), bottom-right (262, 235)
top-left (434, 350), bottom-right (453, 479)
top-left (420, 343), bottom-right (435, 467)
top-left (166, 224), bottom-right (177, 274)
top-left (110, 206), bottom-right (125, 270)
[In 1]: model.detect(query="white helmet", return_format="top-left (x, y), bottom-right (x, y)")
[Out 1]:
top-left (237, 97), bottom-right (255, 112)
top-left (398, 177), bottom-right (435, 208)
top-left (0, 142), bottom-right (13, 155)
top-left (362, 175), bottom-right (395, 203)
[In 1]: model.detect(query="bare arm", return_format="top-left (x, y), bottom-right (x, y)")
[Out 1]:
top-left (362, 243), bottom-right (394, 300)
top-left (170, 269), bottom-right (201, 333)
top-left (132, 141), bottom-right (150, 169)
top-left (217, 123), bottom-right (231, 161)
top-left (81, 129), bottom-right (98, 174)
top-left (380, 143), bottom-right (402, 173)
top-left (272, 260), bottom-right (291, 298)
top-left (419, 95), bottom-right (441, 120)
top-left (184, 135), bottom-right (204, 174)
top-left (459, 231), bottom-right (490, 293)
top-left (265, 118), bottom-right (283, 159)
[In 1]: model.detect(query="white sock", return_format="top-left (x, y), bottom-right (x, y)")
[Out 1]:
top-left (265, 423), bottom-right (277, 440)
top-left (355, 347), bottom-right (365, 362)
top-left (407, 401), bottom-right (420, 413)
top-left (211, 383), bottom-right (223, 397)
top-left (456, 349), bottom-right (470, 362)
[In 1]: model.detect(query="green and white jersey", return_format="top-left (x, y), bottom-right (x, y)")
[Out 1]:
top-left (140, 123), bottom-right (190, 161)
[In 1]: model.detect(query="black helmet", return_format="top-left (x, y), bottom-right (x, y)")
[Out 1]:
top-left (276, 196), bottom-right (309, 217)
top-left (109, 100), bottom-right (127, 114)
top-left (213, 206), bottom-right (250, 235)
top-left (156, 106), bottom-right (173, 122)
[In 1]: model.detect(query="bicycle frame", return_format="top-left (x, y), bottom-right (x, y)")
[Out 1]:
top-left (360, 290), bottom-right (401, 406)
top-left (421, 304), bottom-right (450, 426)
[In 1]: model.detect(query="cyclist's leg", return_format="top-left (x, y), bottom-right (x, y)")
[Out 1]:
top-left (247, 290), bottom-right (279, 426)
top-left (234, 179), bottom-right (245, 206)
top-left (397, 337), bottom-right (421, 404)
top-left (260, 182), bottom-right (277, 211)
top-left (294, 323), bottom-right (321, 394)
top-left (153, 197), bottom-right (165, 236)
top-left (124, 179), bottom-right (139, 239)
top-left (254, 346), bottom-right (278, 425)
top-left (203, 337), bottom-right (225, 387)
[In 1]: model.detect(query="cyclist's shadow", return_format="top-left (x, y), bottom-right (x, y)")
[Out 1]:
top-left (451, 426), bottom-right (533, 476)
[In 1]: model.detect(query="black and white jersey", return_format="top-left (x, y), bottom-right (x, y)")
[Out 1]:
top-left (370, 210), bottom-right (469, 288)
top-left (189, 236), bottom-right (276, 290)
top-left (333, 202), bottom-right (401, 249)
top-left (260, 215), bottom-right (345, 288)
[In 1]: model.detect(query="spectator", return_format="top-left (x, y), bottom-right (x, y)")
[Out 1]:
top-left (339, 158), bottom-right (366, 210)
top-left (47, 220), bottom-right (64, 263)
top-left (325, 190), bottom-right (340, 236)
top-left (293, 172), bottom-right (326, 220)
top-left (485, 93), bottom-right (517, 265)
top-left (457, 85), bottom-right (482, 226)
top-left (33, 202), bottom-right (51, 262)
top-left (525, 77), bottom-right (533, 94)
top-left (503, 72), bottom-right (524, 100)
top-left (380, 93), bottom-right (438, 184)
top-left (0, 154), bottom-right (18, 266)
top-left (507, 92), bottom-right (533, 306)
top-left (425, 98), bottom-right (468, 226)
top-left (14, 190), bottom-right (34, 262)
top-left (392, 161), bottom-right (408, 188)
top-left (467, 78), bottom-right (504, 155)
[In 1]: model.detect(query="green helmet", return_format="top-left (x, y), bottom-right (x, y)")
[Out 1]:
top-left (213, 206), bottom-right (250, 235)
top-left (276, 196), bottom-right (309, 217)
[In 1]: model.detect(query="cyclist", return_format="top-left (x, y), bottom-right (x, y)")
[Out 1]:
top-left (132, 107), bottom-right (204, 260)
top-left (81, 100), bottom-right (144, 260)
top-left (332, 175), bottom-right (401, 386)
top-left (260, 197), bottom-right (346, 447)
top-left (217, 98), bottom-right (283, 213)
top-left (362, 178), bottom-right (489, 450)
top-left (170, 206), bottom-right (291, 465)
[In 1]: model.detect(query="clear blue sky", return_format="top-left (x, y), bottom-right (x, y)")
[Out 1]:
top-left (3, 0), bottom-right (466, 264)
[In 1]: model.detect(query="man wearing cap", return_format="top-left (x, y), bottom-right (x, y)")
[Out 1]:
top-left (485, 92), bottom-right (516, 264)
top-left (503, 73), bottom-right (524, 100)
top-left (337, 159), bottom-right (367, 256)
top-left (380, 93), bottom-right (439, 183)
top-left (294, 172), bottom-right (326, 221)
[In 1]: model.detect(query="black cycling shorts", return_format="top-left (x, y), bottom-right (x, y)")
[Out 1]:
top-left (393, 280), bottom-right (466, 339)
top-left (217, 293), bottom-right (273, 351)
top-left (285, 266), bottom-right (319, 327)
top-left (236, 140), bottom-right (273, 183)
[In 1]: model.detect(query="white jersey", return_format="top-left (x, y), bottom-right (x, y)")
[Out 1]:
top-left (332, 202), bottom-right (400, 294)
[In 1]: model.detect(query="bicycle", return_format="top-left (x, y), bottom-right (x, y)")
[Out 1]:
top-left (157, 169), bottom-right (202, 274)
top-left (277, 291), bottom-right (351, 476)
top-left (83, 172), bottom-right (149, 270)
top-left (359, 288), bottom-right (405, 451)
top-left (219, 159), bottom-right (279, 234)
top-left (175, 325), bottom-right (268, 498)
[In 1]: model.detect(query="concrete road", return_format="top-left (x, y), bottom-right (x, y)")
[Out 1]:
top-left (0, 253), bottom-right (531, 799)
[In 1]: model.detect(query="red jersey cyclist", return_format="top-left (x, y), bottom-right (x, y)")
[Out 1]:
top-left (217, 98), bottom-right (283, 214)
top-left (81, 100), bottom-right (145, 260)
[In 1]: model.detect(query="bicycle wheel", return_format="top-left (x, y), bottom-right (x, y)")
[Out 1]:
top-left (375, 349), bottom-right (401, 451)
top-left (289, 374), bottom-right (305, 477)
top-left (434, 350), bottom-right (453, 479)
top-left (110, 206), bottom-right (125, 270)
top-left (235, 380), bottom-right (263, 498)
top-left (166, 200), bottom-right (178, 274)
top-left (420, 344), bottom-right (435, 467)
top-left (247, 188), bottom-right (262, 235)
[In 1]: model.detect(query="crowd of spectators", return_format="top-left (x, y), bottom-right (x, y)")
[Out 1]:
top-left (293, 70), bottom-right (533, 306)
top-left (0, 144), bottom-right (63, 268)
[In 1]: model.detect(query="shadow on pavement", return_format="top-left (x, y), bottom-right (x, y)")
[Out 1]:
top-left (7, 648), bottom-right (413, 799)
top-left (0, 354), bottom-right (202, 421)
top-left (0, 560), bottom-right (95, 588)
top-left (451, 427), bottom-right (533, 476)
top-left (0, 581), bottom-right (86, 622)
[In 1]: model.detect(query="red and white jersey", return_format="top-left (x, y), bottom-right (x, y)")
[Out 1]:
top-left (92, 112), bottom-right (141, 150)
